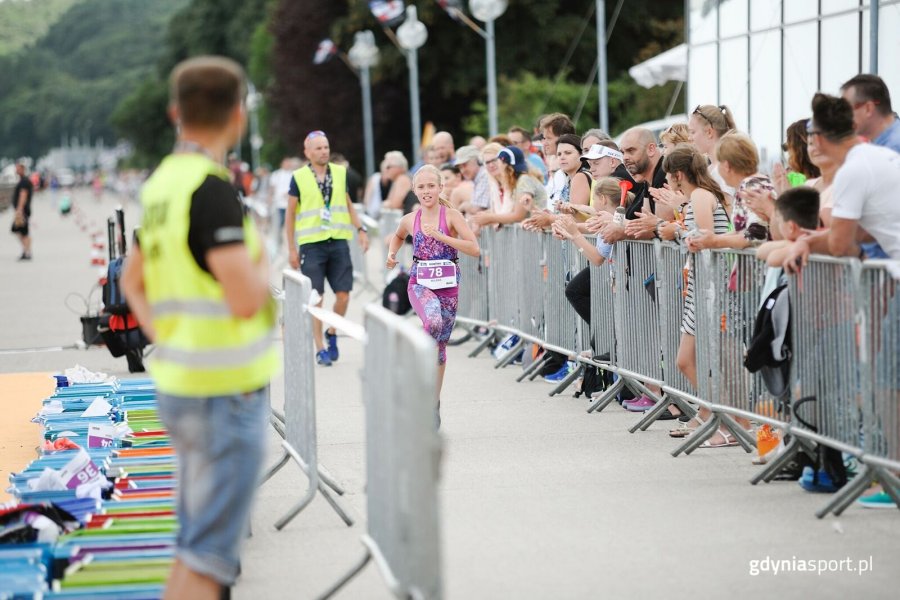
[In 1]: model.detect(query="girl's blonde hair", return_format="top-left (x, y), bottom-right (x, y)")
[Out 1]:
top-left (715, 131), bottom-right (759, 176)
top-left (660, 123), bottom-right (691, 147)
top-left (692, 104), bottom-right (737, 138)
top-left (593, 177), bottom-right (634, 208)
top-left (412, 164), bottom-right (452, 207)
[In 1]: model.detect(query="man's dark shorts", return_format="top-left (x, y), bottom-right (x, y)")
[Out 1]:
top-left (299, 238), bottom-right (353, 294)
top-left (11, 218), bottom-right (29, 237)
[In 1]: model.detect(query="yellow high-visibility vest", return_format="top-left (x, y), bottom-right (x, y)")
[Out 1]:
top-left (139, 153), bottom-right (278, 397)
top-left (293, 163), bottom-right (353, 246)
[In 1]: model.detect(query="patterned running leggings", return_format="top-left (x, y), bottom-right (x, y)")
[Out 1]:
top-left (407, 284), bottom-right (459, 365)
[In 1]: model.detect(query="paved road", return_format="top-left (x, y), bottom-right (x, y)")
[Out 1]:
top-left (1, 189), bottom-right (897, 599)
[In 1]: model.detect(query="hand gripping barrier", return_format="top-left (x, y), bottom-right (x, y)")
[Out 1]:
top-left (262, 271), bottom-right (353, 530)
top-left (320, 305), bottom-right (443, 600)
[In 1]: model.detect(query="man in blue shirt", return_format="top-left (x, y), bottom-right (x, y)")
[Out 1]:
top-left (841, 74), bottom-right (900, 154)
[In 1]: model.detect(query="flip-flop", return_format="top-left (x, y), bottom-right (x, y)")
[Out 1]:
top-left (669, 417), bottom-right (702, 438)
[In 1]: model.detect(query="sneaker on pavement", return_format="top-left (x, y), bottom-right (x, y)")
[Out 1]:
top-left (798, 466), bottom-right (839, 493)
top-left (543, 361), bottom-right (573, 383)
top-left (326, 331), bottom-right (339, 362)
top-left (856, 491), bottom-right (897, 509)
top-left (316, 349), bottom-right (333, 366)
top-left (625, 395), bottom-right (656, 412)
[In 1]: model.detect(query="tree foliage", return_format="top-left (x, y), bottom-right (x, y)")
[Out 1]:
top-left (0, 0), bottom-right (81, 56)
top-left (271, 0), bottom-right (684, 173)
top-left (0, 0), bottom-right (188, 160)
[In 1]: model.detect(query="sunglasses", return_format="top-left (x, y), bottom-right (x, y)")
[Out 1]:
top-left (484, 157), bottom-right (501, 165)
top-left (305, 130), bottom-right (326, 141)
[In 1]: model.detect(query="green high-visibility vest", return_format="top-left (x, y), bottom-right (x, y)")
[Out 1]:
top-left (139, 153), bottom-right (279, 397)
top-left (293, 163), bottom-right (353, 246)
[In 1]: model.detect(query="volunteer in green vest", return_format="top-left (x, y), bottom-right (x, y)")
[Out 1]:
top-left (286, 130), bottom-right (369, 366)
top-left (121, 56), bottom-right (277, 600)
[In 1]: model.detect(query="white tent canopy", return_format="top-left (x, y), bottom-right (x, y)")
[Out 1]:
top-left (629, 43), bottom-right (687, 89)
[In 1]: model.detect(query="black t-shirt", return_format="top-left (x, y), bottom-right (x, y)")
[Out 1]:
top-left (187, 175), bottom-right (246, 275)
top-left (14, 175), bottom-right (33, 217)
top-left (625, 158), bottom-right (665, 220)
top-left (346, 166), bottom-right (363, 204)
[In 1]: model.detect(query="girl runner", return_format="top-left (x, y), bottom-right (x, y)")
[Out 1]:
top-left (386, 165), bottom-right (480, 426)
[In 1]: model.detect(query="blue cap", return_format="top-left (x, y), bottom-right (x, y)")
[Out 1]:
top-left (498, 145), bottom-right (528, 174)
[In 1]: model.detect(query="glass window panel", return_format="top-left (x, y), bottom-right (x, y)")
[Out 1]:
top-left (750, 31), bottom-right (783, 169)
top-left (719, 0), bottom-right (748, 38)
top-left (878, 3), bottom-right (900, 104)
top-left (784, 0), bottom-right (818, 23)
top-left (689, 0), bottom-right (718, 43)
top-left (720, 38), bottom-right (749, 130)
top-left (751, 0), bottom-right (781, 32)
top-left (822, 0), bottom-right (860, 15)
top-left (821, 14), bottom-right (861, 95)
top-left (782, 22), bottom-right (818, 126)
top-left (688, 43), bottom-right (718, 110)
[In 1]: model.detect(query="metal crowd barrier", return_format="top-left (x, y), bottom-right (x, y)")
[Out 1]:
top-left (262, 271), bottom-right (353, 529)
top-left (321, 305), bottom-right (443, 599)
top-left (378, 208), bottom-right (411, 285)
top-left (348, 204), bottom-right (378, 295)
top-left (451, 227), bottom-right (900, 517)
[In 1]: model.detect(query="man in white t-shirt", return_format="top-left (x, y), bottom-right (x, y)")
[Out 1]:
top-left (268, 157), bottom-right (298, 246)
top-left (783, 93), bottom-right (900, 271)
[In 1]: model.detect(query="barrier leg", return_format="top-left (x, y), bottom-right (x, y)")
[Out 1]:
top-left (876, 468), bottom-right (900, 510)
top-left (272, 408), bottom-right (286, 424)
top-left (317, 464), bottom-right (346, 496)
top-left (671, 414), bottom-right (721, 457)
top-left (720, 415), bottom-right (756, 453)
top-left (750, 436), bottom-right (817, 485)
top-left (495, 339), bottom-right (525, 369)
top-left (468, 329), bottom-right (495, 358)
top-left (261, 450), bottom-right (290, 485)
top-left (629, 393), bottom-right (676, 433)
top-left (270, 416), bottom-right (286, 440)
top-left (816, 467), bottom-right (874, 519)
top-left (274, 441), bottom-right (352, 530)
top-left (528, 354), bottom-right (553, 381)
top-left (317, 549), bottom-right (372, 600)
top-left (518, 353), bottom-right (550, 382)
top-left (448, 324), bottom-right (474, 346)
top-left (586, 377), bottom-right (624, 414)
top-left (317, 482), bottom-right (354, 527)
top-left (548, 365), bottom-right (582, 397)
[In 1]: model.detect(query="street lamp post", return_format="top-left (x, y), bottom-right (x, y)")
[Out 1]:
top-left (396, 6), bottom-right (428, 163)
top-left (469, 0), bottom-right (507, 138)
top-left (246, 82), bottom-right (263, 174)
top-left (348, 31), bottom-right (380, 177)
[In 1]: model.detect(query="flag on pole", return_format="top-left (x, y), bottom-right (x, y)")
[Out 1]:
top-left (369, 0), bottom-right (406, 28)
top-left (437, 0), bottom-right (463, 21)
top-left (313, 39), bottom-right (337, 65)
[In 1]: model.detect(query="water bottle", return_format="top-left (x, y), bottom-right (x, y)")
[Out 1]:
top-left (388, 291), bottom-right (399, 313)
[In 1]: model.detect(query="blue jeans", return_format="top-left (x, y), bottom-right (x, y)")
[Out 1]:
top-left (157, 386), bottom-right (270, 585)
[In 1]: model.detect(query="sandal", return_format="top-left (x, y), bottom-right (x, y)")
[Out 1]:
top-left (699, 429), bottom-right (739, 449)
top-left (669, 417), bottom-right (702, 438)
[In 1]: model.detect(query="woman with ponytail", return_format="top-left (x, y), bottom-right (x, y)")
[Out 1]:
top-left (386, 165), bottom-right (480, 427)
top-left (689, 104), bottom-right (737, 203)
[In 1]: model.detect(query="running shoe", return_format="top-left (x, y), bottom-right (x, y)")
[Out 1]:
top-left (625, 395), bottom-right (656, 412)
top-left (543, 361), bottom-right (573, 383)
top-left (856, 491), bottom-right (897, 509)
top-left (798, 466), bottom-right (840, 493)
top-left (316, 349), bottom-right (332, 366)
top-left (326, 331), bottom-right (339, 362)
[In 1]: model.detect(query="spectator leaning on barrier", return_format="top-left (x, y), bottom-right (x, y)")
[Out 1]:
top-left (658, 123), bottom-right (691, 156)
top-left (555, 177), bottom-right (630, 327)
top-left (120, 56), bottom-right (279, 600)
top-left (379, 151), bottom-right (418, 214)
top-left (509, 125), bottom-right (548, 181)
top-left (286, 130), bottom-right (370, 366)
top-left (555, 133), bottom-right (592, 207)
top-left (689, 104), bottom-right (738, 202)
top-left (470, 145), bottom-right (544, 228)
top-left (756, 187), bottom-right (821, 268)
top-left (439, 162), bottom-right (462, 199)
top-left (804, 132), bottom-right (838, 227)
top-left (451, 144), bottom-right (490, 216)
top-left (841, 73), bottom-right (900, 154)
top-left (782, 92), bottom-right (900, 270)
top-left (540, 112), bottom-right (576, 207)
top-left (773, 119), bottom-right (821, 194)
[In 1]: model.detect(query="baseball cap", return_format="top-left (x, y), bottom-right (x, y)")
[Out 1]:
top-left (581, 144), bottom-right (623, 162)
top-left (498, 146), bottom-right (528, 174)
top-left (454, 145), bottom-right (481, 166)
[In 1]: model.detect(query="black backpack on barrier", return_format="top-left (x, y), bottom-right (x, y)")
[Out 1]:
top-left (382, 271), bottom-right (412, 315)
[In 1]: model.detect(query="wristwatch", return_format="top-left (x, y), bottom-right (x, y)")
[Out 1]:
top-left (357, 225), bottom-right (368, 233)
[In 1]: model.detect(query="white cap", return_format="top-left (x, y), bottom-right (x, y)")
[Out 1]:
top-left (581, 144), bottom-right (623, 162)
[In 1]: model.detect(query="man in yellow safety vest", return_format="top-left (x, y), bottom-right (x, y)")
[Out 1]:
top-left (121, 56), bottom-right (278, 600)
top-left (286, 131), bottom-right (369, 366)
